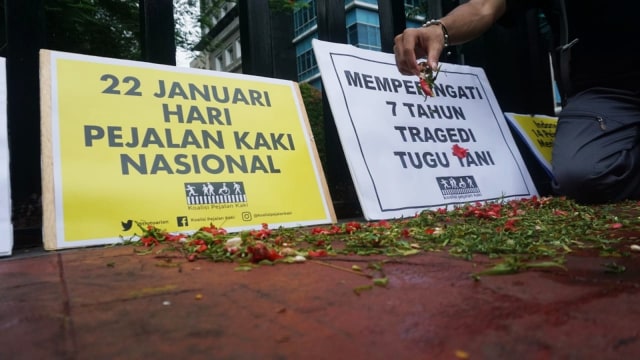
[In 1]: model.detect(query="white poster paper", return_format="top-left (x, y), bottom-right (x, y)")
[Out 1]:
top-left (0, 57), bottom-right (13, 256)
top-left (312, 39), bottom-right (538, 220)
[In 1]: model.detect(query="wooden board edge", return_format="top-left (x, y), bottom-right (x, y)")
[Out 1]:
top-left (39, 50), bottom-right (58, 250)
top-left (293, 82), bottom-right (337, 224)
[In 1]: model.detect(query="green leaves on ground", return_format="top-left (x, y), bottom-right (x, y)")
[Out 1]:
top-left (126, 196), bottom-right (640, 276)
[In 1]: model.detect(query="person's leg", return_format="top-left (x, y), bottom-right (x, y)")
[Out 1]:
top-left (551, 88), bottom-right (640, 203)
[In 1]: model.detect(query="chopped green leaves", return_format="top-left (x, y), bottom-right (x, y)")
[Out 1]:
top-left (124, 197), bottom-right (639, 277)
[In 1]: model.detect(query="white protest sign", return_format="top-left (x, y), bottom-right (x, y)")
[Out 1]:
top-left (312, 39), bottom-right (538, 220)
top-left (0, 57), bottom-right (12, 256)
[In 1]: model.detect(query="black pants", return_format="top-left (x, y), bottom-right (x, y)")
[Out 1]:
top-left (552, 87), bottom-right (640, 203)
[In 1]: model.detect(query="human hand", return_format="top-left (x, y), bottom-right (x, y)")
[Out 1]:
top-left (393, 25), bottom-right (446, 77)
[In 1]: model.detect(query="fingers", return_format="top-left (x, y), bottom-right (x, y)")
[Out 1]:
top-left (393, 27), bottom-right (444, 76)
top-left (394, 30), bottom-right (419, 76)
top-left (426, 55), bottom-right (440, 74)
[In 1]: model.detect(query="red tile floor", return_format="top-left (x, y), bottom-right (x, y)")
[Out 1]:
top-left (1, 244), bottom-right (639, 360)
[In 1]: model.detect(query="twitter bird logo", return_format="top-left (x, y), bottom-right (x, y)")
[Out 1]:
top-left (121, 220), bottom-right (133, 231)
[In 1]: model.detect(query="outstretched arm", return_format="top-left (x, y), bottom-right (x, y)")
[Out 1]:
top-left (394, 0), bottom-right (507, 76)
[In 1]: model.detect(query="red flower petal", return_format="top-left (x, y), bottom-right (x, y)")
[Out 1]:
top-left (308, 250), bottom-right (328, 258)
top-left (266, 249), bottom-right (283, 261)
top-left (452, 144), bottom-right (469, 159)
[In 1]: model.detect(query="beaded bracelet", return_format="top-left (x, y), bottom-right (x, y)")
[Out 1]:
top-left (422, 19), bottom-right (450, 48)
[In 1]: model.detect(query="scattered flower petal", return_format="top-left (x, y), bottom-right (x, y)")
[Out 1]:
top-left (225, 236), bottom-right (242, 248)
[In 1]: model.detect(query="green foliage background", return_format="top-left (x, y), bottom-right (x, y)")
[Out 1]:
top-left (298, 82), bottom-right (326, 169)
top-left (45, 0), bottom-right (142, 60)
top-left (0, 1), bottom-right (327, 168)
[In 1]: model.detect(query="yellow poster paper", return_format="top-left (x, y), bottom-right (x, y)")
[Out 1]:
top-left (40, 50), bottom-right (335, 250)
top-left (504, 112), bottom-right (558, 175)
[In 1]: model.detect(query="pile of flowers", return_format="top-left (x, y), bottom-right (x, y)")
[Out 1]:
top-left (126, 196), bottom-right (637, 270)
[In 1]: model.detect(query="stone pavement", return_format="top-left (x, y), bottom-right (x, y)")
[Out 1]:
top-left (1, 245), bottom-right (639, 360)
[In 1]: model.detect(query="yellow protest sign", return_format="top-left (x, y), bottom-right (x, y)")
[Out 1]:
top-left (40, 50), bottom-right (335, 250)
top-left (504, 112), bottom-right (558, 176)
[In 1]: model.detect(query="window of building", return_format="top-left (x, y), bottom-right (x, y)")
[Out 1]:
top-left (234, 38), bottom-right (242, 58)
top-left (404, 0), bottom-right (422, 8)
top-left (350, 0), bottom-right (376, 5)
top-left (215, 55), bottom-right (223, 71)
top-left (293, 0), bottom-right (317, 37)
top-left (210, 2), bottom-right (235, 26)
top-left (220, 2), bottom-right (229, 17)
top-left (225, 45), bottom-right (234, 65)
top-left (404, 0), bottom-right (427, 24)
top-left (297, 50), bottom-right (317, 81)
top-left (347, 23), bottom-right (381, 51)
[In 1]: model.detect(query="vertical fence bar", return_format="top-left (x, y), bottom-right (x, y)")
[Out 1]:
top-left (316, 0), bottom-right (360, 218)
top-left (239, 0), bottom-right (273, 77)
top-left (140, 0), bottom-right (176, 65)
top-left (238, 0), bottom-right (296, 80)
top-left (4, 0), bottom-right (45, 247)
top-left (378, 0), bottom-right (406, 53)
